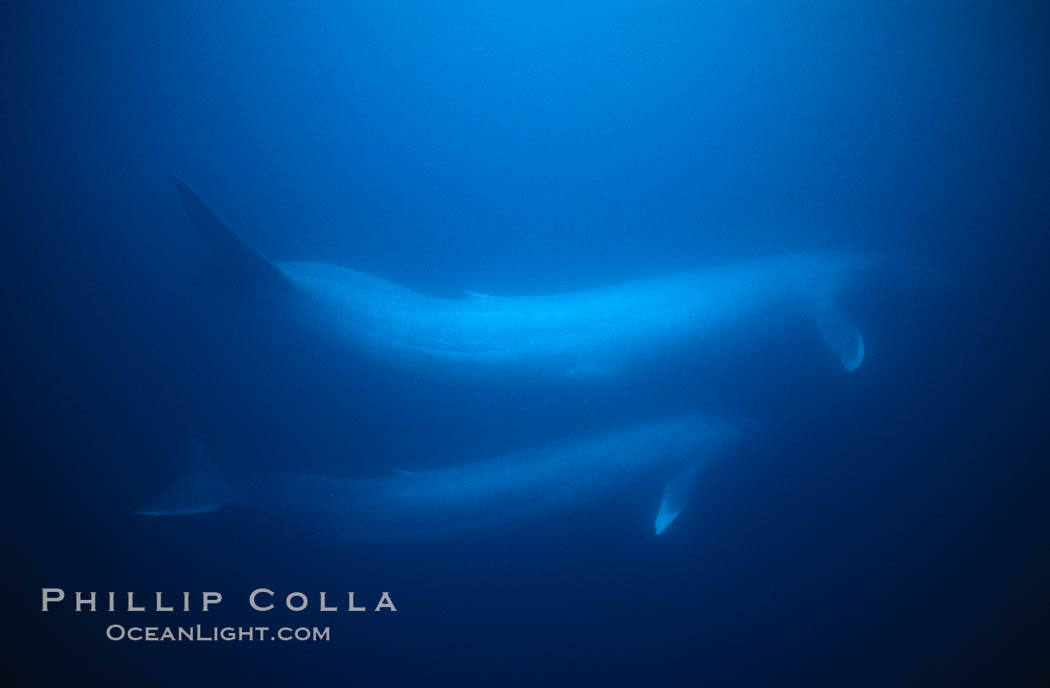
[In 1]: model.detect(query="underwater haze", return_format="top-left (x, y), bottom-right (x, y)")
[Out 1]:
top-left (11, 1), bottom-right (1050, 686)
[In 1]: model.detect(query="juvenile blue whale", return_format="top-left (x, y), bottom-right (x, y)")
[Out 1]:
top-left (137, 416), bottom-right (739, 538)
top-left (172, 175), bottom-right (869, 381)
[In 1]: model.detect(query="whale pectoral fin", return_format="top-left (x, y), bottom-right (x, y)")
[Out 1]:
top-left (813, 305), bottom-right (865, 372)
top-left (168, 174), bottom-right (290, 291)
top-left (654, 462), bottom-right (701, 535)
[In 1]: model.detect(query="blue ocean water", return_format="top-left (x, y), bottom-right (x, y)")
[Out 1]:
top-left (12, 1), bottom-right (1049, 685)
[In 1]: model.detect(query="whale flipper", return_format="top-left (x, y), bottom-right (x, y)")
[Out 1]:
top-left (814, 305), bottom-right (865, 372)
top-left (654, 461), bottom-right (701, 535)
top-left (169, 174), bottom-right (289, 290)
top-left (136, 441), bottom-right (237, 516)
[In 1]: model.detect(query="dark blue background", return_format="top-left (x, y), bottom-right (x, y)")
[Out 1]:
top-left (10, 1), bottom-right (1049, 685)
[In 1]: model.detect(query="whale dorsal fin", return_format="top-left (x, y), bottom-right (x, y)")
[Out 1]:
top-left (654, 461), bottom-right (701, 535)
top-left (135, 440), bottom-right (236, 517)
top-left (169, 174), bottom-right (290, 291)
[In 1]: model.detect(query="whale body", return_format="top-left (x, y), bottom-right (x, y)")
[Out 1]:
top-left (137, 416), bottom-right (739, 538)
top-left (172, 175), bottom-right (868, 381)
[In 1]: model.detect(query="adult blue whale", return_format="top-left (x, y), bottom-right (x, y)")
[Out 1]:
top-left (172, 175), bottom-right (869, 381)
top-left (137, 415), bottom-right (739, 538)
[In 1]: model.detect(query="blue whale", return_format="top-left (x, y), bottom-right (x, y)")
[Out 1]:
top-left (137, 415), bottom-right (740, 538)
top-left (172, 175), bottom-right (870, 381)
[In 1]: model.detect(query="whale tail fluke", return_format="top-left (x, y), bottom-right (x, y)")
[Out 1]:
top-left (814, 305), bottom-right (865, 372)
top-left (167, 173), bottom-right (290, 291)
top-left (136, 441), bottom-right (238, 517)
top-left (654, 461), bottom-right (701, 535)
